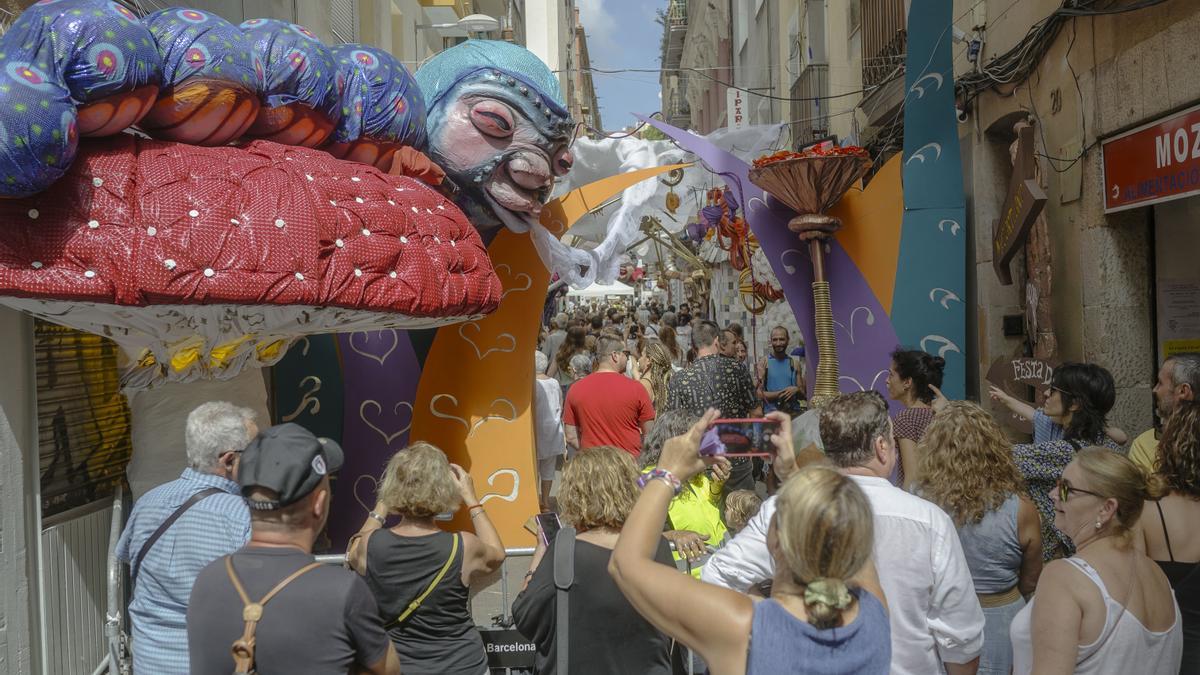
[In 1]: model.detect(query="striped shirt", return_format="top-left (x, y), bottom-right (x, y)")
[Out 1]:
top-left (116, 468), bottom-right (250, 674)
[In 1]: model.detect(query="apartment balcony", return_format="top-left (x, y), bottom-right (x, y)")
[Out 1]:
top-left (791, 63), bottom-right (830, 146)
top-left (666, 94), bottom-right (691, 129)
top-left (858, 0), bottom-right (907, 128)
top-left (662, 0), bottom-right (688, 73)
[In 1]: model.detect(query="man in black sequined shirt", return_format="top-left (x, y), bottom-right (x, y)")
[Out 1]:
top-left (665, 320), bottom-right (761, 492)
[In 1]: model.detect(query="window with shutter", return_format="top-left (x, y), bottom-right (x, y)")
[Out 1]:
top-left (329, 0), bottom-right (358, 44)
top-left (35, 320), bottom-right (132, 520)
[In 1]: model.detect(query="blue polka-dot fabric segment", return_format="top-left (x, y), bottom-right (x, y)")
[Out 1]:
top-left (1, 0), bottom-right (161, 104)
top-left (0, 72), bottom-right (77, 198)
top-left (240, 18), bottom-right (339, 122)
top-left (330, 44), bottom-right (425, 148)
top-left (145, 7), bottom-right (262, 93)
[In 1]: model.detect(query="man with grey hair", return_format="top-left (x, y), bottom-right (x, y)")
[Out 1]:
top-left (541, 312), bottom-right (569, 362)
top-left (1130, 352), bottom-right (1200, 473)
top-left (116, 401), bottom-right (258, 674)
top-left (703, 391), bottom-right (984, 675)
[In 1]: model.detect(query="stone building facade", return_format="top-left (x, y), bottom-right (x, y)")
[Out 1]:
top-left (963, 0), bottom-right (1200, 437)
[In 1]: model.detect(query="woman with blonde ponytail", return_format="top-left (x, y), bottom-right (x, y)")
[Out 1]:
top-left (1011, 448), bottom-right (1182, 674)
top-left (1138, 399), bottom-right (1200, 673)
top-left (609, 410), bottom-right (891, 675)
top-left (636, 340), bottom-right (675, 408)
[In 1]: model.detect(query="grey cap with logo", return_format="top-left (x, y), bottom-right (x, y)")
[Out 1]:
top-left (237, 423), bottom-right (344, 510)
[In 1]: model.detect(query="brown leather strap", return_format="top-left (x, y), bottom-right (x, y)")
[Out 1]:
top-left (224, 556), bottom-right (324, 674)
top-left (259, 561), bottom-right (324, 605)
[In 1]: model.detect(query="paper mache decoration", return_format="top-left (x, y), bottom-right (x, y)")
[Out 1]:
top-left (239, 18), bottom-right (341, 147)
top-left (415, 40), bottom-right (575, 236)
top-left (139, 7), bottom-right (263, 146)
top-left (326, 44), bottom-right (427, 170)
top-left (0, 134), bottom-right (502, 389)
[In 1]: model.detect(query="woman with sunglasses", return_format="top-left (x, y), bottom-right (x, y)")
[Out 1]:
top-left (1137, 400), bottom-right (1200, 673)
top-left (1011, 362), bottom-right (1122, 560)
top-left (1010, 448), bottom-right (1181, 674)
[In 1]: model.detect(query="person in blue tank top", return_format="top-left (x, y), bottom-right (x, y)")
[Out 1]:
top-left (610, 409), bottom-right (891, 675)
top-left (757, 326), bottom-right (806, 416)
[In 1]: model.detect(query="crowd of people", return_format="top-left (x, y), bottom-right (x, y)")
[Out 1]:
top-left (110, 296), bottom-right (1200, 674)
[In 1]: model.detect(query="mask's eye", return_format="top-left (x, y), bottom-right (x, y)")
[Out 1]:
top-left (553, 147), bottom-right (574, 176)
top-left (470, 100), bottom-right (514, 138)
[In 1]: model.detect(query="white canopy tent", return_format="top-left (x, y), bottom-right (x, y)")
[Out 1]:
top-left (566, 280), bottom-right (636, 298)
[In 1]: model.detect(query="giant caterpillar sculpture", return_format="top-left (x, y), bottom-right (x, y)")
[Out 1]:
top-left (0, 0), bottom-right (654, 545)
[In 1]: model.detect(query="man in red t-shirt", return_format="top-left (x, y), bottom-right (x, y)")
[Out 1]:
top-left (563, 333), bottom-right (655, 457)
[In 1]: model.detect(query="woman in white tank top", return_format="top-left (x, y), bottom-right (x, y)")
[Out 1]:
top-left (1010, 448), bottom-right (1182, 673)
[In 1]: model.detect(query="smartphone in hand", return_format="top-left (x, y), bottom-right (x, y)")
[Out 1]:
top-left (535, 512), bottom-right (562, 546)
top-left (705, 418), bottom-right (781, 457)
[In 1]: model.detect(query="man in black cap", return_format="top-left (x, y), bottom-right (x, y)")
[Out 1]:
top-left (187, 423), bottom-right (400, 675)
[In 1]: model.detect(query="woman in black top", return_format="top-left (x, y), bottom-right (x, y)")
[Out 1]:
top-left (513, 445), bottom-right (676, 675)
top-left (1139, 400), bottom-right (1200, 674)
top-left (349, 442), bottom-right (506, 675)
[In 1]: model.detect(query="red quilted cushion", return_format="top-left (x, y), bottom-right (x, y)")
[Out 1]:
top-left (0, 135), bottom-right (501, 318)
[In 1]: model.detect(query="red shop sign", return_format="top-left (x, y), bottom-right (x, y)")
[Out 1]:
top-left (1102, 103), bottom-right (1200, 213)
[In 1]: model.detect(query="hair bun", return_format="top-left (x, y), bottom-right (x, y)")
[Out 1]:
top-left (1145, 472), bottom-right (1170, 501)
top-left (929, 355), bottom-right (946, 372)
top-left (803, 578), bottom-right (852, 609)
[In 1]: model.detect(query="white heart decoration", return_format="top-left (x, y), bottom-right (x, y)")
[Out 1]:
top-left (469, 398), bottom-right (518, 437)
top-left (479, 469), bottom-right (520, 504)
top-left (358, 399), bottom-right (414, 446)
top-left (494, 264), bottom-right (533, 301)
top-left (457, 322), bottom-right (517, 360)
top-left (348, 330), bottom-right (399, 366)
top-left (352, 474), bottom-right (380, 514)
top-left (430, 394), bottom-right (471, 430)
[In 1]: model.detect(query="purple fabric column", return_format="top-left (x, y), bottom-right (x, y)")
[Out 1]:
top-left (328, 329), bottom-right (422, 549)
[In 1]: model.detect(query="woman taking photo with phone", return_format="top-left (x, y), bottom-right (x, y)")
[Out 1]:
top-left (512, 445), bottom-right (676, 675)
top-left (610, 410), bottom-right (891, 675)
top-left (347, 443), bottom-right (506, 675)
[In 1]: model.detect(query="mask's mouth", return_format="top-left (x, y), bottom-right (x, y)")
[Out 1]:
top-left (482, 152), bottom-right (553, 233)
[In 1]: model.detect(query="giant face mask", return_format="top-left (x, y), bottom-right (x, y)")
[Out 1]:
top-left (416, 41), bottom-right (575, 236)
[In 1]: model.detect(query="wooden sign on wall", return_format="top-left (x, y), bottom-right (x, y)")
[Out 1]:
top-left (993, 124), bottom-right (1048, 285)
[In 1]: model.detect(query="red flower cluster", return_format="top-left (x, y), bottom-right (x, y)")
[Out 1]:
top-left (752, 145), bottom-right (869, 167)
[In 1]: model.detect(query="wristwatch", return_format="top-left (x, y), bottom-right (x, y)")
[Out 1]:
top-left (368, 511), bottom-right (386, 525)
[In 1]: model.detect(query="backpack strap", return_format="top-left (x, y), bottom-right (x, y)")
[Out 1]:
top-left (131, 487), bottom-right (222, 587)
top-left (225, 555), bottom-right (323, 675)
top-left (553, 526), bottom-right (577, 675)
top-left (387, 533), bottom-right (460, 628)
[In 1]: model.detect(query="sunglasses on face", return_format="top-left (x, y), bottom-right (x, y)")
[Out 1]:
top-left (1056, 477), bottom-right (1103, 503)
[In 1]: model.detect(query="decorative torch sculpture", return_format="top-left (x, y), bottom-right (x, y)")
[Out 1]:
top-left (748, 147), bottom-right (872, 407)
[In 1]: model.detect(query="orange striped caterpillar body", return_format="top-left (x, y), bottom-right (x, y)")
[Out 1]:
top-left (76, 84), bottom-right (160, 138)
top-left (139, 80), bottom-right (260, 146)
top-left (324, 139), bottom-right (401, 171)
top-left (245, 103), bottom-right (336, 148)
